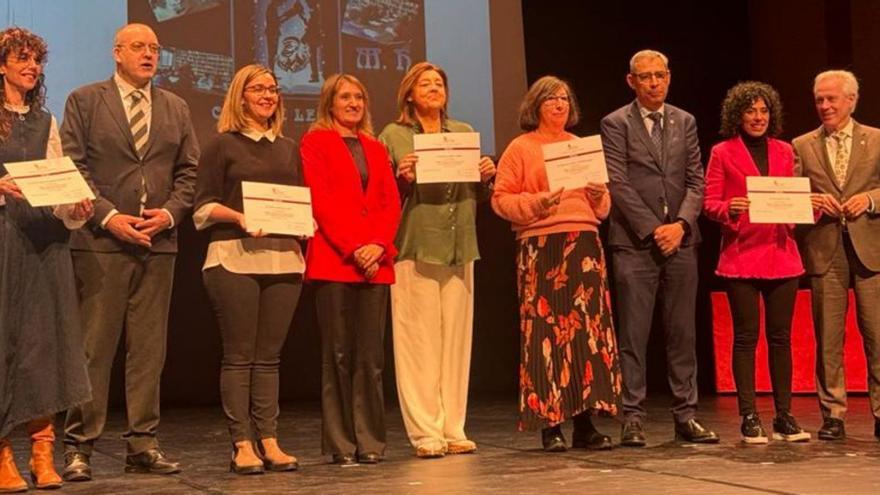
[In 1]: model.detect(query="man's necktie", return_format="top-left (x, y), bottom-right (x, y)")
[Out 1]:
top-left (129, 90), bottom-right (148, 214)
top-left (649, 112), bottom-right (663, 152)
top-left (832, 131), bottom-right (849, 187)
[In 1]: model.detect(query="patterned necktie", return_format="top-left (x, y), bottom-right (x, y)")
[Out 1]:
top-left (129, 90), bottom-right (148, 214)
top-left (648, 112), bottom-right (663, 152)
top-left (129, 90), bottom-right (148, 157)
top-left (831, 131), bottom-right (849, 187)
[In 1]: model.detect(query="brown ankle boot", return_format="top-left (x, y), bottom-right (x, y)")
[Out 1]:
top-left (27, 420), bottom-right (61, 490)
top-left (0, 439), bottom-right (27, 493)
top-left (30, 441), bottom-right (62, 489)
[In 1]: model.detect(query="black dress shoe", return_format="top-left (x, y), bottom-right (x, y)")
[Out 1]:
top-left (674, 418), bottom-right (720, 444)
top-left (332, 453), bottom-right (358, 466)
top-left (817, 417), bottom-right (845, 441)
top-left (572, 414), bottom-right (613, 450)
top-left (62, 451), bottom-right (91, 482)
top-left (357, 452), bottom-right (381, 464)
top-left (124, 448), bottom-right (181, 475)
top-left (620, 420), bottom-right (646, 447)
top-left (875, 418), bottom-right (880, 440)
top-left (541, 425), bottom-right (567, 452)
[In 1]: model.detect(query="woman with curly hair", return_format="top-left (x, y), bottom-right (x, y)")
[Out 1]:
top-left (703, 81), bottom-right (810, 444)
top-left (492, 76), bottom-right (621, 452)
top-left (0, 27), bottom-right (93, 491)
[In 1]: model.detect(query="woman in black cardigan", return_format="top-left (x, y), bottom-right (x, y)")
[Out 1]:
top-left (193, 64), bottom-right (305, 475)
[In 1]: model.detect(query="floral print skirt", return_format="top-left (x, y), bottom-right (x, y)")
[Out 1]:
top-left (516, 230), bottom-right (621, 431)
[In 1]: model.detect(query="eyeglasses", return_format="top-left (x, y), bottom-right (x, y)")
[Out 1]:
top-left (633, 71), bottom-right (669, 83)
top-left (245, 85), bottom-right (280, 96)
top-left (542, 95), bottom-right (570, 105)
top-left (117, 42), bottom-right (162, 55)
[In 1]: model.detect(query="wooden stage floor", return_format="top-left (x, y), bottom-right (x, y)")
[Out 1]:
top-left (6, 395), bottom-right (879, 494)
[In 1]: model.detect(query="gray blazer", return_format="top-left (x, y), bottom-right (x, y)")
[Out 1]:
top-left (600, 101), bottom-right (704, 248)
top-left (60, 78), bottom-right (199, 253)
top-left (793, 121), bottom-right (880, 274)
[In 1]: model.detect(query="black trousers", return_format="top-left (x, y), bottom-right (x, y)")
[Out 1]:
top-left (314, 282), bottom-right (388, 456)
top-left (203, 266), bottom-right (302, 442)
top-left (726, 277), bottom-right (798, 416)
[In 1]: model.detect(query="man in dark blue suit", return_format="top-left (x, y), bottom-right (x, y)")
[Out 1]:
top-left (600, 49), bottom-right (717, 446)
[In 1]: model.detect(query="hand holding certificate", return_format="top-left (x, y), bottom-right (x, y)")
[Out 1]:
top-left (542, 135), bottom-right (608, 191)
top-left (241, 181), bottom-right (314, 237)
top-left (413, 132), bottom-right (481, 184)
top-left (3, 156), bottom-right (95, 207)
top-left (746, 176), bottom-right (814, 224)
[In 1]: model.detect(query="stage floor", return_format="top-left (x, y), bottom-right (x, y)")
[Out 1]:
top-left (6, 395), bottom-right (879, 494)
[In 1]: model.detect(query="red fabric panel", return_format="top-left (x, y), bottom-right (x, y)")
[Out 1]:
top-left (712, 289), bottom-right (867, 393)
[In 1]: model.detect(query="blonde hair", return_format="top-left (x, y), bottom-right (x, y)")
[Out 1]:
top-left (217, 64), bottom-right (285, 135)
top-left (310, 73), bottom-right (373, 136)
top-left (394, 61), bottom-right (449, 126)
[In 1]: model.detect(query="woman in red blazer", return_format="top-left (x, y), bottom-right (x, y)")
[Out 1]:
top-left (300, 73), bottom-right (401, 466)
top-left (704, 82), bottom-right (809, 445)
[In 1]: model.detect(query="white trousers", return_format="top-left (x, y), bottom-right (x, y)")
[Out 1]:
top-left (391, 260), bottom-right (474, 448)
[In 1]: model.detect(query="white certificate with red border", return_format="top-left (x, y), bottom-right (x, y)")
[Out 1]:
top-left (747, 176), bottom-right (814, 224)
top-left (242, 181), bottom-right (314, 236)
top-left (3, 156), bottom-right (95, 207)
top-left (542, 135), bottom-right (608, 191)
top-left (413, 132), bottom-right (481, 184)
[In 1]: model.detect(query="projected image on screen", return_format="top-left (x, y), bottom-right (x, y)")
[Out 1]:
top-left (258, 0), bottom-right (337, 95)
top-left (150, 0), bottom-right (222, 22)
top-left (155, 47), bottom-right (233, 95)
top-left (341, 0), bottom-right (419, 45)
top-left (130, 0), bottom-right (425, 143)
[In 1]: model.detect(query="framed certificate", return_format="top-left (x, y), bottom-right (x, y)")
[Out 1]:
top-left (413, 132), bottom-right (481, 184)
top-left (3, 156), bottom-right (95, 207)
top-left (746, 176), bottom-right (814, 224)
top-left (241, 181), bottom-right (314, 237)
top-left (542, 135), bottom-right (608, 191)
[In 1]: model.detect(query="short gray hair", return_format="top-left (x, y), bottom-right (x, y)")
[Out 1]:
top-left (814, 70), bottom-right (859, 97)
top-left (629, 49), bottom-right (669, 73)
top-left (814, 70), bottom-right (859, 112)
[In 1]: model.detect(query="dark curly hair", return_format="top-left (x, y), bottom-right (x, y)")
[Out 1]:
top-left (0, 27), bottom-right (48, 141)
top-left (719, 81), bottom-right (782, 138)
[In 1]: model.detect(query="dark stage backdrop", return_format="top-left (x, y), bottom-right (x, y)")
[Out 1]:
top-left (104, 0), bottom-right (879, 408)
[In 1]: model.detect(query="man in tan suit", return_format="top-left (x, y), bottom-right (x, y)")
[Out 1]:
top-left (793, 70), bottom-right (880, 441)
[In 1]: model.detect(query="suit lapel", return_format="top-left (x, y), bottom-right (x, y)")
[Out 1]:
top-left (733, 135), bottom-right (762, 176)
top-left (627, 101), bottom-right (662, 170)
top-left (140, 87), bottom-right (164, 159)
top-left (809, 127), bottom-right (840, 193)
top-left (843, 121), bottom-right (867, 189)
top-left (100, 79), bottom-right (137, 157)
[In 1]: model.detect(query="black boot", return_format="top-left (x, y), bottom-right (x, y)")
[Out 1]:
top-left (572, 413), bottom-right (613, 450)
top-left (541, 425), bottom-right (566, 452)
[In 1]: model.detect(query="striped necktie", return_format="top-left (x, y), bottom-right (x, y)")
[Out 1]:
top-left (130, 90), bottom-right (148, 158)
top-left (129, 90), bottom-right (148, 214)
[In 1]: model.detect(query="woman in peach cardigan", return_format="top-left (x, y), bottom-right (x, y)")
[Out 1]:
top-left (492, 76), bottom-right (621, 452)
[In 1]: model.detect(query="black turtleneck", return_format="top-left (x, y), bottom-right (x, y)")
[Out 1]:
top-left (741, 133), bottom-right (769, 176)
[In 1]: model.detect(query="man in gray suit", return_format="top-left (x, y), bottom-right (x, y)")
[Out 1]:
top-left (59, 23), bottom-right (199, 480)
top-left (600, 49), bottom-right (717, 446)
top-left (793, 70), bottom-right (880, 442)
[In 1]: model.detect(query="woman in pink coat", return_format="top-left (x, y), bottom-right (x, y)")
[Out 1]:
top-left (704, 81), bottom-right (810, 445)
